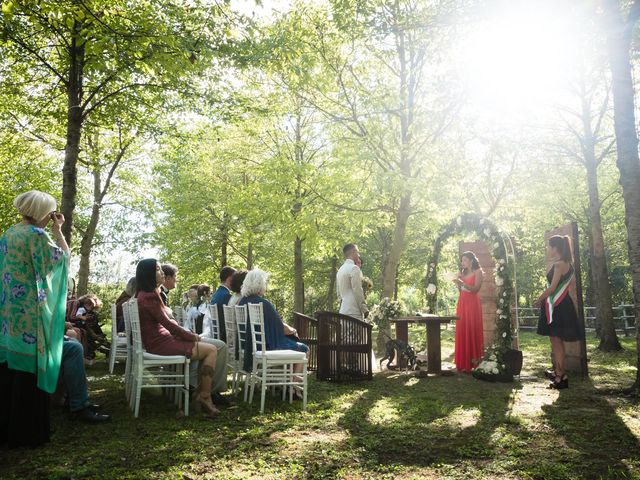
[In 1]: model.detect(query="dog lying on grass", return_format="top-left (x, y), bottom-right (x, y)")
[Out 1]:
top-left (379, 339), bottom-right (418, 371)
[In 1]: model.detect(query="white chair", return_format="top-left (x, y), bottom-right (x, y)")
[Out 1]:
top-left (224, 305), bottom-right (248, 396)
top-left (108, 303), bottom-right (128, 374)
top-left (235, 305), bottom-right (252, 402)
top-left (206, 304), bottom-right (221, 340)
top-left (125, 299), bottom-right (191, 418)
top-left (122, 300), bottom-right (134, 403)
top-left (246, 302), bottom-right (308, 414)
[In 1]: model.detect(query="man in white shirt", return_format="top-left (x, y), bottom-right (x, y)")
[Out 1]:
top-left (337, 243), bottom-right (368, 320)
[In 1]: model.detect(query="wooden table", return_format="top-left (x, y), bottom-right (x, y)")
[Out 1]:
top-left (391, 315), bottom-right (458, 374)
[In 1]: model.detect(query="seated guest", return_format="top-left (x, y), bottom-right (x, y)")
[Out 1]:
top-left (160, 263), bottom-right (178, 307)
top-left (239, 269), bottom-right (308, 377)
top-left (182, 283), bottom-right (230, 405)
top-left (210, 266), bottom-right (236, 342)
top-left (64, 299), bottom-right (89, 362)
top-left (81, 294), bottom-right (106, 341)
top-left (183, 284), bottom-right (199, 310)
top-left (184, 284), bottom-right (211, 335)
top-left (135, 258), bottom-right (225, 415)
top-left (61, 338), bottom-right (111, 423)
top-left (228, 269), bottom-right (248, 307)
top-left (70, 295), bottom-right (100, 360)
top-left (115, 277), bottom-right (136, 333)
top-left (72, 294), bottom-right (108, 356)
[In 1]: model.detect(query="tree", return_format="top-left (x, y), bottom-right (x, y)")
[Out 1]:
top-left (75, 123), bottom-right (141, 296)
top-left (551, 66), bottom-right (622, 351)
top-left (268, 0), bottom-right (460, 350)
top-left (601, 0), bottom-right (640, 391)
top-left (1, 0), bottom-right (236, 244)
top-left (0, 129), bottom-right (59, 232)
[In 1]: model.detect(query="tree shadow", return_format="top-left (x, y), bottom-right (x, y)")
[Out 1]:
top-left (333, 372), bottom-right (522, 469)
top-left (540, 379), bottom-right (640, 479)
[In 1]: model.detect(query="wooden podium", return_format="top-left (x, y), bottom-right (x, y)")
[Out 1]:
top-left (391, 315), bottom-right (457, 374)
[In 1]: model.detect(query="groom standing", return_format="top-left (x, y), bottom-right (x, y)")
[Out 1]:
top-left (337, 243), bottom-right (368, 321)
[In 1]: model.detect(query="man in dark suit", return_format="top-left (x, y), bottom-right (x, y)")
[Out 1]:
top-left (160, 263), bottom-right (178, 306)
top-left (210, 266), bottom-right (236, 342)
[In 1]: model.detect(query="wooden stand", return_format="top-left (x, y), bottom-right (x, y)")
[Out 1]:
top-left (391, 316), bottom-right (457, 374)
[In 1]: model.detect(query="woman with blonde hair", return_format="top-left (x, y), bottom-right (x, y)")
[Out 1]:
top-left (0, 190), bottom-right (70, 447)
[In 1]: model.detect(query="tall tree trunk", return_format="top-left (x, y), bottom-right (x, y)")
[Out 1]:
top-left (602, 0), bottom-right (640, 390)
top-left (378, 192), bottom-right (412, 352)
top-left (586, 160), bottom-right (622, 350)
top-left (586, 235), bottom-right (596, 310)
top-left (247, 243), bottom-right (253, 270)
top-left (580, 82), bottom-right (621, 350)
top-left (294, 236), bottom-right (304, 313)
top-left (60, 32), bottom-right (85, 245)
top-left (326, 255), bottom-right (337, 311)
top-left (220, 224), bottom-right (228, 267)
top-left (77, 167), bottom-right (102, 296)
top-left (393, 262), bottom-right (400, 301)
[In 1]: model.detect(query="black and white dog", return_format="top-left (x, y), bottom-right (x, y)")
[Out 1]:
top-left (379, 338), bottom-right (418, 371)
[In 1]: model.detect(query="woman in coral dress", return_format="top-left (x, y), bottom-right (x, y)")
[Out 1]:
top-left (453, 251), bottom-right (484, 373)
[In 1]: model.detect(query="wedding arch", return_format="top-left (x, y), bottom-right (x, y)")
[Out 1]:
top-left (424, 212), bottom-right (518, 350)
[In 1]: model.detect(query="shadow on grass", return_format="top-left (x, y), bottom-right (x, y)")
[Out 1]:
top-left (540, 380), bottom-right (640, 479)
top-left (331, 372), bottom-right (522, 469)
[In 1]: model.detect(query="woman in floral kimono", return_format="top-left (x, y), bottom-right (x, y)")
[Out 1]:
top-left (0, 191), bottom-right (70, 448)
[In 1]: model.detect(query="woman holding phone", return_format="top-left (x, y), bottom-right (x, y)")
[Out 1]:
top-left (0, 191), bottom-right (70, 447)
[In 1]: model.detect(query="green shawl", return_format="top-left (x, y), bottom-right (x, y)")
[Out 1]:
top-left (0, 223), bottom-right (69, 393)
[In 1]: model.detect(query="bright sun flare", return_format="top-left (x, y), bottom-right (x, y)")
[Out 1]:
top-left (460, 2), bottom-right (585, 117)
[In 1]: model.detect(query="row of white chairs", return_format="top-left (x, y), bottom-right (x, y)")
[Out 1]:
top-left (209, 303), bottom-right (308, 414)
top-left (109, 300), bottom-right (308, 416)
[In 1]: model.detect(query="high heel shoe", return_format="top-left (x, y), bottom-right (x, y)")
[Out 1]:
top-left (544, 369), bottom-right (556, 381)
top-left (549, 375), bottom-right (568, 390)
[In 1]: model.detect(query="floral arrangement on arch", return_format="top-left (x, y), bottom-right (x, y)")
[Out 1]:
top-left (423, 212), bottom-right (515, 353)
top-left (369, 297), bottom-right (404, 327)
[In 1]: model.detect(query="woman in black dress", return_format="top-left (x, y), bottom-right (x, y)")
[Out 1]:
top-left (534, 235), bottom-right (581, 389)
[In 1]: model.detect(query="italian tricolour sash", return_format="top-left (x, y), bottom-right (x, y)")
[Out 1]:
top-left (545, 271), bottom-right (573, 325)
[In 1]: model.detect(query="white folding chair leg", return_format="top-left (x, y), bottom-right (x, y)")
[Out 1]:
top-left (249, 369), bottom-right (257, 405)
top-left (243, 373), bottom-right (250, 402)
top-left (109, 346), bottom-right (116, 374)
top-left (260, 368), bottom-right (268, 414)
top-left (134, 366), bottom-right (143, 418)
top-left (302, 363), bottom-right (308, 411)
top-left (184, 362), bottom-right (190, 416)
top-left (288, 365), bottom-right (294, 404)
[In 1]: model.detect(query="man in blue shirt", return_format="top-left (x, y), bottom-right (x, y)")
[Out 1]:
top-left (210, 266), bottom-right (236, 342)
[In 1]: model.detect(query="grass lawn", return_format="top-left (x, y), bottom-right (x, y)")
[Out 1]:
top-left (2, 330), bottom-right (639, 480)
